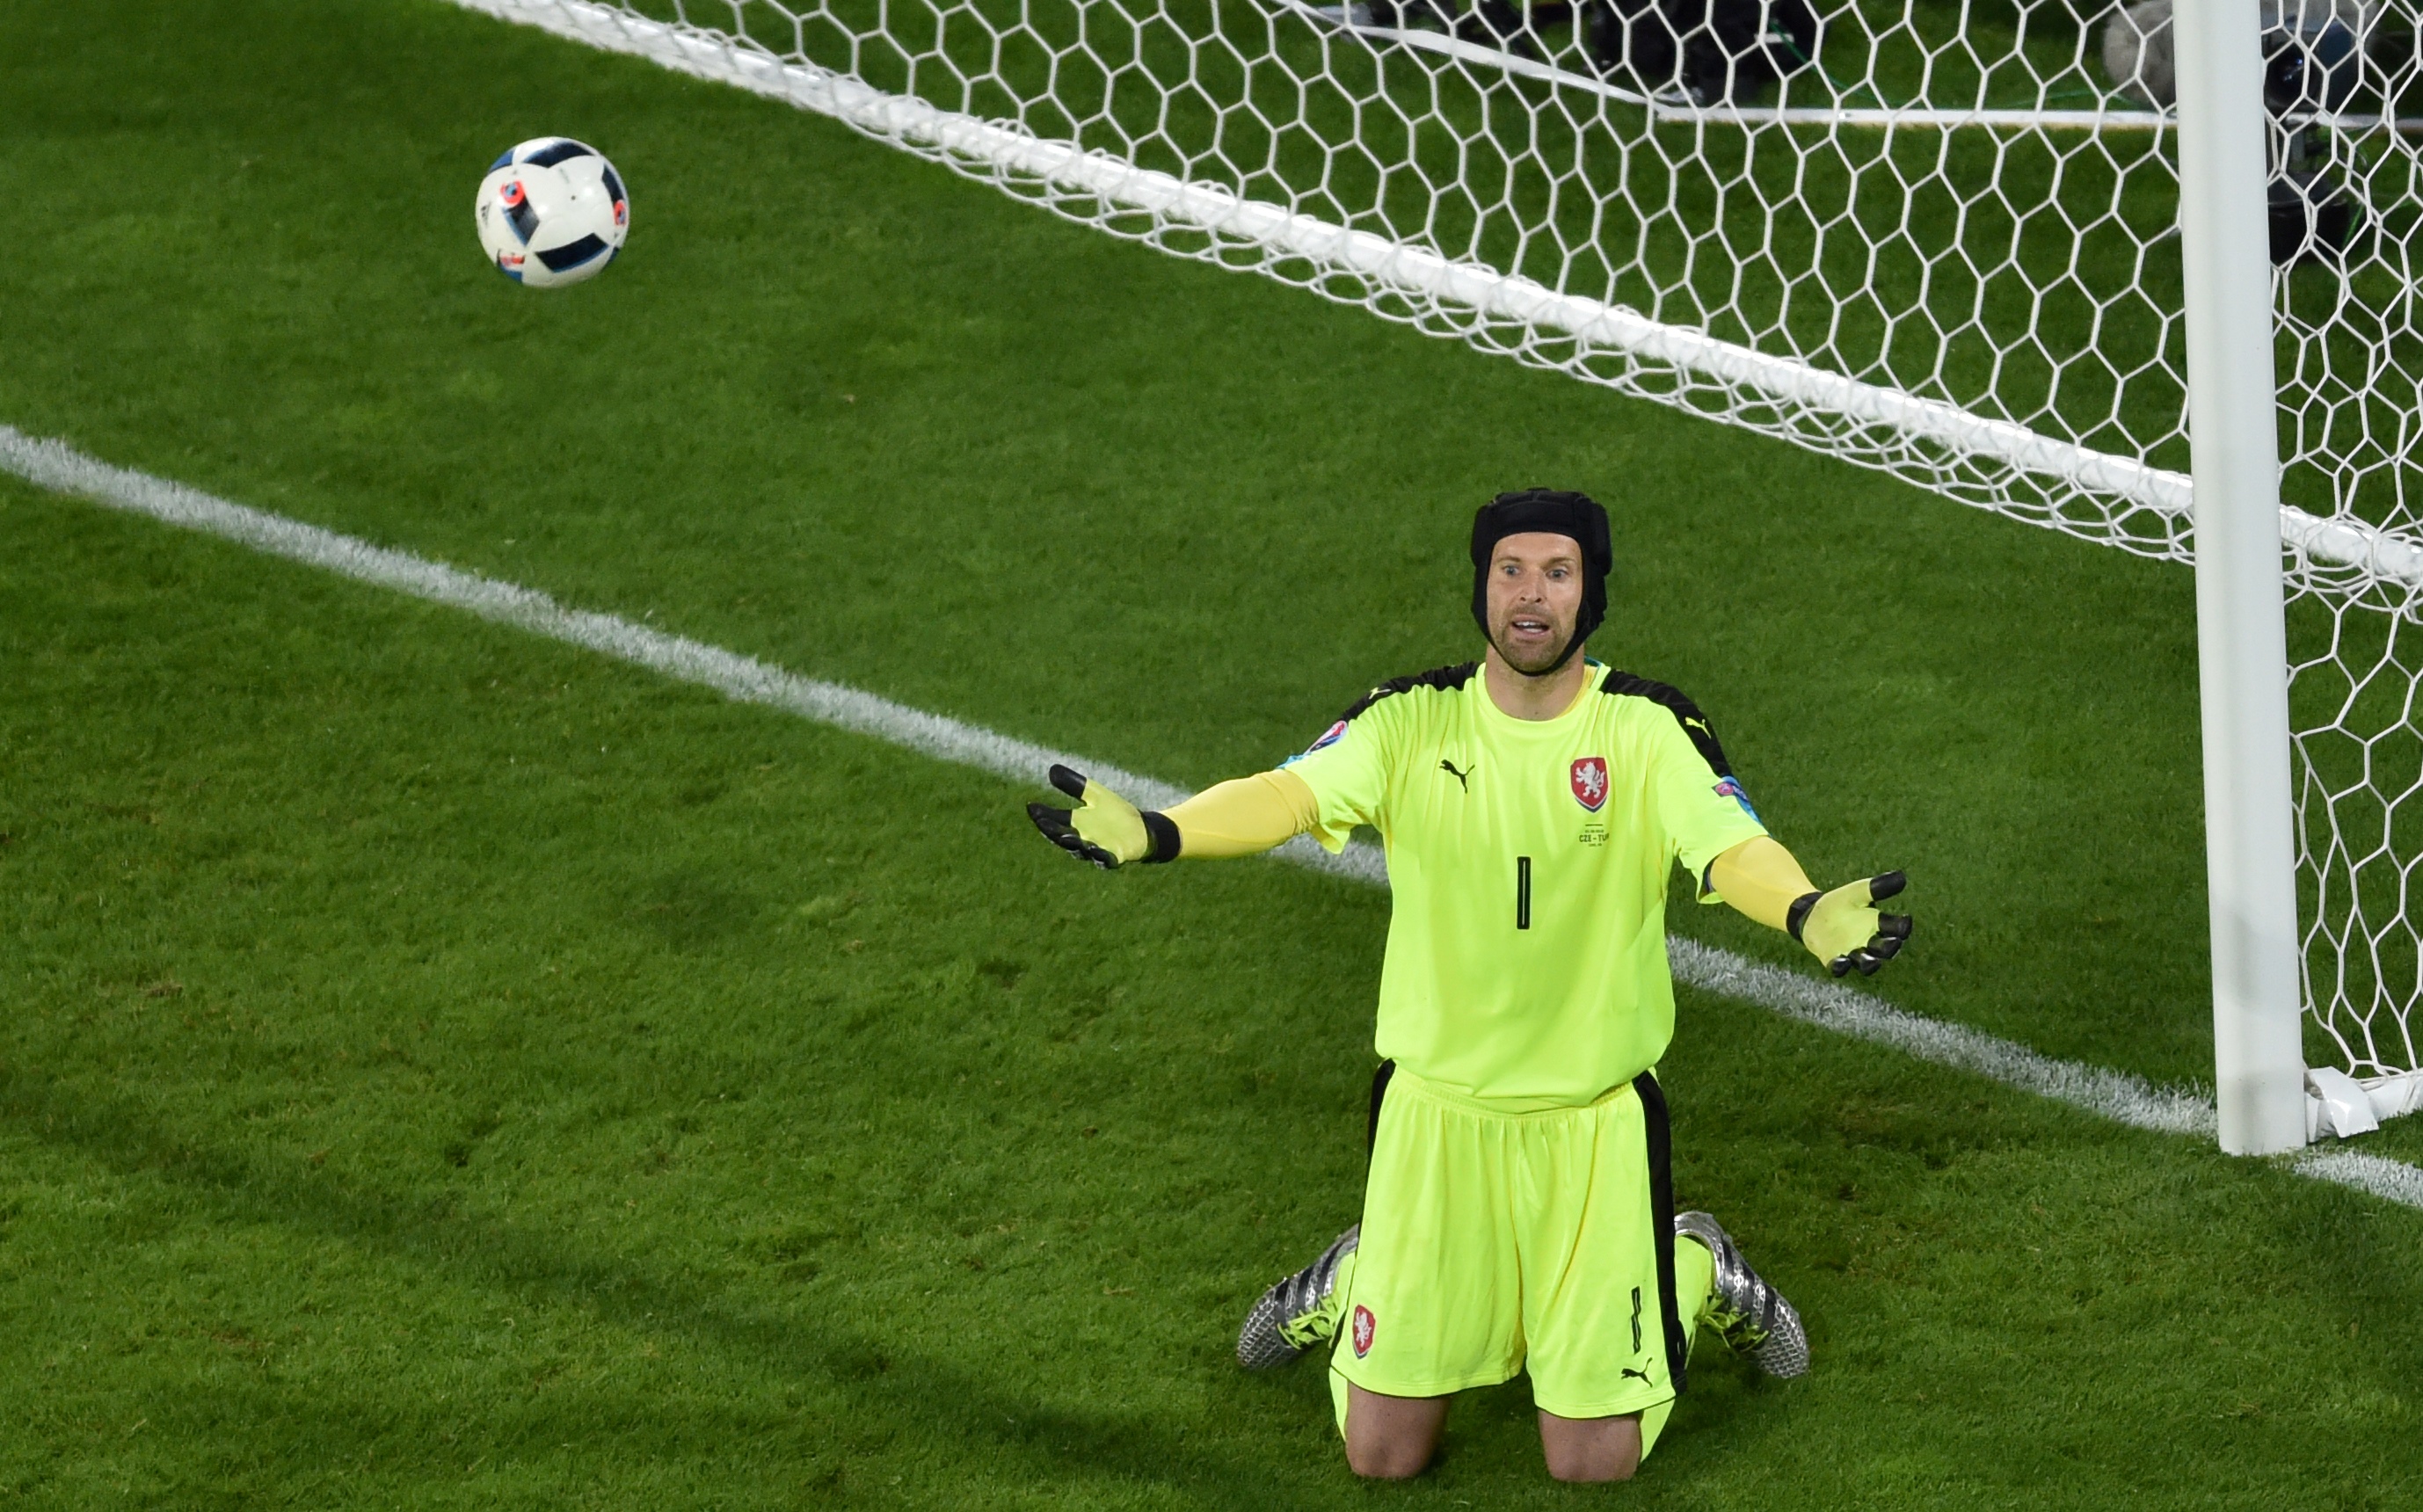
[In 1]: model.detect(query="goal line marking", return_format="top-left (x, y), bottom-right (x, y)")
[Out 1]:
top-left (4, 423), bottom-right (2416, 1212)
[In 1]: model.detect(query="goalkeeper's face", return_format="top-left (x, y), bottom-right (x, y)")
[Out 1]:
top-left (1483, 531), bottom-right (1586, 676)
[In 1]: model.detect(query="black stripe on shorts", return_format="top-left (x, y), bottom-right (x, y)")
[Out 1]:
top-left (1366, 1058), bottom-right (1397, 1159)
top-left (1633, 1069), bottom-right (1689, 1395)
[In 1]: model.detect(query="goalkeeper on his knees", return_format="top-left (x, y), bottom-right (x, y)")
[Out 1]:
top-left (1026, 487), bottom-right (1908, 1484)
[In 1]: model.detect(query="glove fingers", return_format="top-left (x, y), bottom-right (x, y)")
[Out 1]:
top-left (1029, 803), bottom-right (1118, 869)
top-left (1048, 764), bottom-right (1089, 801)
top-left (1838, 917), bottom-right (1917, 978)
top-left (1818, 884), bottom-right (1909, 978)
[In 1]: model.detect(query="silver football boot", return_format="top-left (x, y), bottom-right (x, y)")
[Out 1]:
top-left (1674, 1210), bottom-right (1808, 1379)
top-left (1235, 1225), bottom-right (1359, 1370)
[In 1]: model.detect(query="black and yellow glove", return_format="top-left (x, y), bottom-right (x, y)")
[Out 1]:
top-left (1786, 872), bottom-right (1913, 978)
top-left (1027, 765), bottom-right (1181, 869)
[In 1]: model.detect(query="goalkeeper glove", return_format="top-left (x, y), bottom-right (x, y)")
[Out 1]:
top-left (1027, 765), bottom-right (1180, 869)
top-left (1786, 872), bottom-right (1912, 978)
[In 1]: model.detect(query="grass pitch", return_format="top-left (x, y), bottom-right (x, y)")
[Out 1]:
top-left (3, 1), bottom-right (2419, 1506)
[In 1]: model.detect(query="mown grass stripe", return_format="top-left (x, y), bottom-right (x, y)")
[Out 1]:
top-left (7, 421), bottom-right (2413, 1209)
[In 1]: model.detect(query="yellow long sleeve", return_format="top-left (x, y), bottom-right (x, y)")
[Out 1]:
top-left (1703, 835), bottom-right (1817, 932)
top-left (1161, 769), bottom-right (1321, 859)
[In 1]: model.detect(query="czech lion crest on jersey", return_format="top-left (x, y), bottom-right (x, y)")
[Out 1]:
top-left (1569, 756), bottom-right (1609, 812)
top-left (1569, 751), bottom-right (1608, 809)
top-left (1352, 1305), bottom-right (1376, 1357)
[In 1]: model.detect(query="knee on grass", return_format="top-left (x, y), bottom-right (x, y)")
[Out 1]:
top-left (1542, 1442), bottom-right (1641, 1483)
top-left (1345, 1438), bottom-right (1435, 1480)
top-left (1342, 1385), bottom-right (1447, 1479)
top-left (1539, 1409), bottom-right (1644, 1483)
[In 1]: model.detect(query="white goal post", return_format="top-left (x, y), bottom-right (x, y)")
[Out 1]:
top-left (2176, 0), bottom-right (2304, 1154)
top-left (455, 0), bottom-right (2423, 1150)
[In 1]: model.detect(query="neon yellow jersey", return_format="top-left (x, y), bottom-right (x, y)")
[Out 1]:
top-left (1284, 660), bottom-right (1769, 1109)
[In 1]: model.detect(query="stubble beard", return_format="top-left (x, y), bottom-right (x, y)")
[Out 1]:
top-left (1488, 614), bottom-right (1577, 678)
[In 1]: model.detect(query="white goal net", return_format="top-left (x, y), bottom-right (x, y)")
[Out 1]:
top-left (460, 0), bottom-right (2423, 1119)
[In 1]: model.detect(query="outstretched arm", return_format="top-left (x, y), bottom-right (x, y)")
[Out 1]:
top-left (1165, 770), bottom-right (1321, 857)
top-left (1705, 835), bottom-right (1912, 978)
top-left (1028, 765), bottom-right (1318, 869)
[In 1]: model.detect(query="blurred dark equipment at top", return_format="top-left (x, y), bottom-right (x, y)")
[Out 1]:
top-left (2104, 0), bottom-right (2373, 263)
top-left (1353, 0), bottom-right (2391, 266)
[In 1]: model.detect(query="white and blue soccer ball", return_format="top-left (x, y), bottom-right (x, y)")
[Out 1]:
top-left (474, 137), bottom-right (629, 288)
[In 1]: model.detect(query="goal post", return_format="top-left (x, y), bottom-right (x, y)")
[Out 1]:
top-left (454, 0), bottom-right (2423, 1147)
top-left (2177, 0), bottom-right (2307, 1155)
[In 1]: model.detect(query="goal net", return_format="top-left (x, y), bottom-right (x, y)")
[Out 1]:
top-left (459, 0), bottom-right (2423, 1126)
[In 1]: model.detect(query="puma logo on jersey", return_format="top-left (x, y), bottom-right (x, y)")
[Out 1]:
top-left (1440, 759), bottom-right (1473, 792)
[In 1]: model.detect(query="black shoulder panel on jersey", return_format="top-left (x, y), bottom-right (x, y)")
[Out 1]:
top-left (1601, 671), bottom-right (1735, 775)
top-left (1335, 661), bottom-right (1480, 723)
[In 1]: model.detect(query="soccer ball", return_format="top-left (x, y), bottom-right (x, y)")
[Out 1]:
top-left (475, 137), bottom-right (629, 288)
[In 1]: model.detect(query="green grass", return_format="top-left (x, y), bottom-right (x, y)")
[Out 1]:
top-left (2, 0), bottom-right (2419, 1504)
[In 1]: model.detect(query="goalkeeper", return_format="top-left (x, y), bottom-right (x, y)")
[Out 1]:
top-left (1025, 489), bottom-right (1910, 1482)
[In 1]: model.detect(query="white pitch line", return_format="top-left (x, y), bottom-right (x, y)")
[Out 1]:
top-left (2291, 1148), bottom-right (2423, 1208)
top-left (4, 424), bottom-right (2414, 1210)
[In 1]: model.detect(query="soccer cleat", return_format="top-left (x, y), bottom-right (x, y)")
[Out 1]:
top-left (1235, 1225), bottom-right (1358, 1370)
top-left (1674, 1210), bottom-right (1808, 1379)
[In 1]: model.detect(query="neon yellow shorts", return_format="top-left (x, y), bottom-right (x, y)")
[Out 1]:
top-left (1328, 1065), bottom-right (1696, 1429)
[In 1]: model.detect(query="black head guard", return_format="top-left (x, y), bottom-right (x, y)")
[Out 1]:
top-left (1468, 488), bottom-right (1613, 673)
